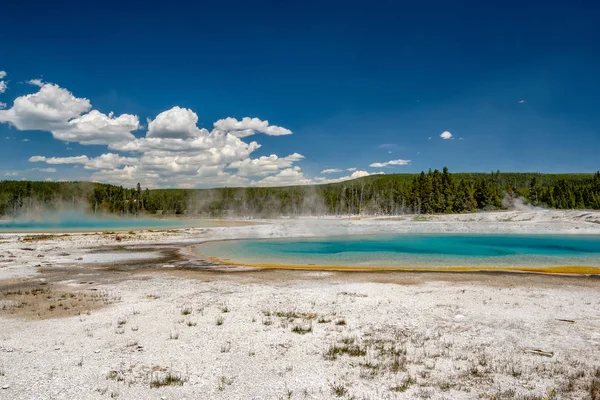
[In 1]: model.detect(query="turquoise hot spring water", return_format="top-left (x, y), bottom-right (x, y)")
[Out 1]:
top-left (197, 234), bottom-right (600, 270)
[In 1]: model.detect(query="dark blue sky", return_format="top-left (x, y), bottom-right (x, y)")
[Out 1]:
top-left (0, 0), bottom-right (599, 187)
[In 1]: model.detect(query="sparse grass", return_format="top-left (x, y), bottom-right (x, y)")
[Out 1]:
top-left (218, 375), bottom-right (234, 391)
top-left (106, 370), bottom-right (124, 382)
top-left (335, 319), bottom-right (347, 326)
top-left (150, 371), bottom-right (184, 388)
top-left (329, 382), bottom-right (348, 397)
top-left (220, 341), bottom-right (231, 353)
top-left (317, 317), bottom-right (331, 324)
top-left (216, 316), bottom-right (224, 326)
top-left (590, 368), bottom-right (600, 399)
top-left (390, 375), bottom-right (415, 392)
top-left (325, 342), bottom-right (367, 360)
top-left (169, 329), bottom-right (179, 340)
top-left (186, 320), bottom-right (197, 327)
top-left (291, 324), bottom-right (312, 334)
top-left (181, 305), bottom-right (192, 315)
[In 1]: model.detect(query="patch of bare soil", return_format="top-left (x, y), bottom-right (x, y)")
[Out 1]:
top-left (0, 280), bottom-right (119, 319)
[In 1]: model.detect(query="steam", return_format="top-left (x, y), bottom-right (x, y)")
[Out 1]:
top-left (502, 194), bottom-right (547, 212)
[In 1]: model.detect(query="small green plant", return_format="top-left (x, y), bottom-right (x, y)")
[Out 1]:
top-left (291, 324), bottom-right (312, 334)
top-left (335, 319), bottom-right (347, 326)
top-left (325, 342), bottom-right (366, 360)
top-left (317, 317), bottom-right (331, 324)
top-left (181, 305), bottom-right (192, 315)
top-left (329, 382), bottom-right (348, 397)
top-left (218, 375), bottom-right (234, 391)
top-left (150, 371), bottom-right (184, 388)
top-left (390, 375), bottom-right (415, 392)
top-left (216, 317), bottom-right (224, 326)
top-left (186, 320), bottom-right (197, 327)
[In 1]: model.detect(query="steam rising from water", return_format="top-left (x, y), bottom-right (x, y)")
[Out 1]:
top-left (0, 210), bottom-right (183, 232)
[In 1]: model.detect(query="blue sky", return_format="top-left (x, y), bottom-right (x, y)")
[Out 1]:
top-left (1, 0), bottom-right (599, 188)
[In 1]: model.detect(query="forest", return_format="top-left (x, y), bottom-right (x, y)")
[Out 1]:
top-left (1, 168), bottom-right (599, 217)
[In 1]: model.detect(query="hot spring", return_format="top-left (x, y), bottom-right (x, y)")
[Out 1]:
top-left (197, 234), bottom-right (600, 273)
top-left (0, 212), bottom-right (243, 232)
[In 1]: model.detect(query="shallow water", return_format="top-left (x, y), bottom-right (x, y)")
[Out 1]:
top-left (0, 213), bottom-right (239, 232)
top-left (197, 234), bottom-right (600, 268)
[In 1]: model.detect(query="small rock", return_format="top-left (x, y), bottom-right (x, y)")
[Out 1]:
top-left (94, 350), bottom-right (101, 354)
top-left (54, 347), bottom-right (60, 351)
top-left (2, 385), bottom-right (9, 390)
top-left (77, 257), bottom-right (83, 261)
top-left (162, 264), bottom-right (175, 268)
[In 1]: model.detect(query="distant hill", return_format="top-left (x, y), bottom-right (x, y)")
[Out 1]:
top-left (2, 169), bottom-right (599, 217)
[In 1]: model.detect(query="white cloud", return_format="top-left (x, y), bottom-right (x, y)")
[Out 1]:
top-left (22, 138), bottom-right (29, 142)
top-left (321, 168), bottom-right (342, 174)
top-left (255, 167), bottom-right (313, 187)
top-left (29, 153), bottom-right (137, 170)
top-left (4, 172), bottom-right (19, 177)
top-left (229, 153), bottom-right (304, 177)
top-left (440, 131), bottom-right (453, 140)
top-left (315, 170), bottom-right (385, 184)
top-left (518, 100), bottom-right (526, 104)
top-left (1, 79), bottom-right (312, 188)
top-left (369, 159), bottom-right (411, 168)
top-left (33, 167), bottom-right (57, 173)
top-left (52, 110), bottom-right (139, 145)
top-left (0, 103), bottom-right (6, 110)
top-left (27, 79), bottom-right (44, 87)
top-left (0, 82), bottom-right (138, 145)
top-left (214, 117), bottom-right (292, 137)
top-left (147, 106), bottom-right (205, 139)
top-left (0, 83), bottom-right (91, 130)
top-left (346, 167), bottom-right (357, 172)
top-left (0, 71), bottom-right (6, 79)
top-left (0, 81), bottom-right (7, 94)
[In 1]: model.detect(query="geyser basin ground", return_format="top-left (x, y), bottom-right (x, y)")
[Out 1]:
top-left (197, 234), bottom-right (600, 273)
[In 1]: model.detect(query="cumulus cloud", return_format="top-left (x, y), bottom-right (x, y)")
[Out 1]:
top-left (0, 83), bottom-right (138, 145)
top-left (0, 81), bottom-right (7, 94)
top-left (147, 106), bottom-right (205, 139)
top-left (2, 79), bottom-right (313, 188)
top-left (229, 153), bottom-right (304, 177)
top-left (0, 103), bottom-right (6, 110)
top-left (4, 172), bottom-right (19, 177)
top-left (321, 168), bottom-right (342, 174)
top-left (346, 167), bottom-right (357, 172)
top-left (214, 117), bottom-right (292, 137)
top-left (369, 159), bottom-right (411, 168)
top-left (0, 71), bottom-right (6, 79)
top-left (0, 83), bottom-right (91, 130)
top-left (33, 167), bottom-right (57, 173)
top-left (440, 131), bottom-right (453, 140)
top-left (52, 110), bottom-right (139, 145)
top-left (255, 167), bottom-right (313, 187)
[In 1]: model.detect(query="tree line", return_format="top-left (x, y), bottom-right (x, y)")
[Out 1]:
top-left (1, 169), bottom-right (599, 217)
